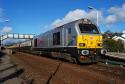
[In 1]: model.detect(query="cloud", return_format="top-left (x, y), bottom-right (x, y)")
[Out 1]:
top-left (87, 10), bottom-right (104, 23)
top-left (51, 9), bottom-right (104, 28)
top-left (43, 3), bottom-right (125, 31)
top-left (52, 9), bottom-right (87, 27)
top-left (0, 8), bottom-right (5, 22)
top-left (63, 9), bottom-right (87, 22)
top-left (51, 3), bottom-right (125, 28)
top-left (51, 19), bottom-right (62, 28)
top-left (105, 15), bottom-right (117, 24)
top-left (43, 25), bottom-right (49, 29)
top-left (106, 3), bottom-right (125, 24)
top-left (1, 26), bottom-right (12, 33)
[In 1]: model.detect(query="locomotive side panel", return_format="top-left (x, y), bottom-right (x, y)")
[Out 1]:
top-left (32, 21), bottom-right (78, 49)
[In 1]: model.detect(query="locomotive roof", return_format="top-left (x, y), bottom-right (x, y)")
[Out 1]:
top-left (34, 18), bottom-right (94, 38)
top-left (55, 18), bottom-right (93, 29)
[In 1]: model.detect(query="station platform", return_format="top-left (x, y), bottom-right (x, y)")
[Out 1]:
top-left (0, 50), bottom-right (24, 84)
top-left (106, 52), bottom-right (125, 60)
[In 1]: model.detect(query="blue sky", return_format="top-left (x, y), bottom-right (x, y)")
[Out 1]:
top-left (0, 0), bottom-right (125, 35)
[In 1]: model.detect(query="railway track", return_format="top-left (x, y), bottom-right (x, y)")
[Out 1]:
top-left (83, 63), bottom-right (125, 79)
top-left (9, 51), bottom-right (125, 84)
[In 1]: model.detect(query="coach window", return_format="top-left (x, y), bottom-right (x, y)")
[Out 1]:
top-left (53, 32), bottom-right (60, 45)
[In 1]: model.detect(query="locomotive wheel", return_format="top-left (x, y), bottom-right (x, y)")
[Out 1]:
top-left (51, 52), bottom-right (58, 58)
top-left (76, 55), bottom-right (90, 64)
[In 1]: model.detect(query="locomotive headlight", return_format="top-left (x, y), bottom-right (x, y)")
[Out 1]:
top-left (101, 49), bottom-right (107, 55)
top-left (79, 43), bottom-right (85, 47)
top-left (81, 50), bottom-right (89, 55)
top-left (97, 43), bottom-right (102, 47)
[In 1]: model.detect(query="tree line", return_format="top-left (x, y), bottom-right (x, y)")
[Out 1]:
top-left (103, 30), bottom-right (125, 52)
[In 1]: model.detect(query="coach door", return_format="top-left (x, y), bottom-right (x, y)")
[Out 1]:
top-left (53, 32), bottom-right (60, 46)
top-left (34, 38), bottom-right (37, 47)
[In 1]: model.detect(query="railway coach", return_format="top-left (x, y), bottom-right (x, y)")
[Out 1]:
top-left (32, 18), bottom-right (106, 64)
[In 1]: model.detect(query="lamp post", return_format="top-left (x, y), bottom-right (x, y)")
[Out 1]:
top-left (0, 27), bottom-right (3, 46)
top-left (88, 6), bottom-right (99, 26)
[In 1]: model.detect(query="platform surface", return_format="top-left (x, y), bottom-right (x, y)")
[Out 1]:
top-left (0, 51), bottom-right (23, 84)
top-left (106, 52), bottom-right (125, 60)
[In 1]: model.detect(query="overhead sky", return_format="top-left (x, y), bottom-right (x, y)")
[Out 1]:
top-left (0, 0), bottom-right (125, 35)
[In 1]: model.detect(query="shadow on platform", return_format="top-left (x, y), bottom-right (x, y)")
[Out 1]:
top-left (0, 51), bottom-right (6, 57)
top-left (0, 69), bottom-right (24, 83)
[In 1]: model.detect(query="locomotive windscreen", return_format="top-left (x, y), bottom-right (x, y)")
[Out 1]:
top-left (79, 23), bottom-right (99, 34)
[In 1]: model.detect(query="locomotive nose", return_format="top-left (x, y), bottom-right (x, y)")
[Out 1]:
top-left (77, 35), bottom-right (102, 49)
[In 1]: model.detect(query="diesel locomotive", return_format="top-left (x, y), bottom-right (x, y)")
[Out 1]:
top-left (31, 18), bottom-right (106, 63)
top-left (7, 19), bottom-right (106, 64)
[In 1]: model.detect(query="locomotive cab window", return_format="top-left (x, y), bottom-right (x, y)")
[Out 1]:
top-left (79, 23), bottom-right (99, 34)
top-left (53, 32), bottom-right (60, 45)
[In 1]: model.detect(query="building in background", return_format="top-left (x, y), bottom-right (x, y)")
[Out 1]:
top-left (113, 31), bottom-right (125, 49)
